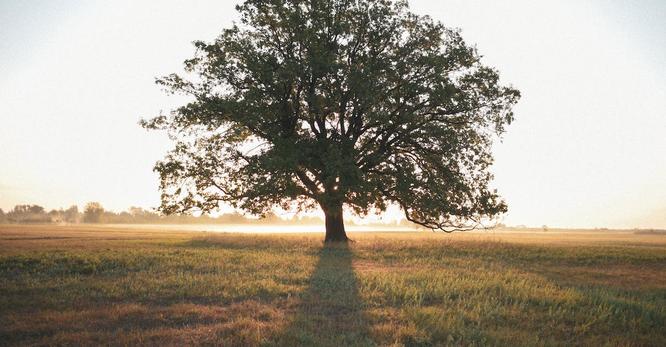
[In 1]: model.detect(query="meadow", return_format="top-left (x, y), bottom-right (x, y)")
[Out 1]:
top-left (1, 225), bottom-right (665, 346)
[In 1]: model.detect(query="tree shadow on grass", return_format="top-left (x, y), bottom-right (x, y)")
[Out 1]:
top-left (270, 242), bottom-right (373, 347)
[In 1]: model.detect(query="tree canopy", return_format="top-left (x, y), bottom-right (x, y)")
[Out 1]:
top-left (142, 0), bottom-right (520, 241)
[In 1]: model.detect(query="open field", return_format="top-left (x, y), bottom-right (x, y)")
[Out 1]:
top-left (1, 225), bottom-right (665, 346)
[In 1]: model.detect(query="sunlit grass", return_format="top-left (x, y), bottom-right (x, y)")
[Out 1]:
top-left (1, 225), bottom-right (665, 346)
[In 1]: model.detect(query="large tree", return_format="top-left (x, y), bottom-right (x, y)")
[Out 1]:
top-left (143, 0), bottom-right (520, 242)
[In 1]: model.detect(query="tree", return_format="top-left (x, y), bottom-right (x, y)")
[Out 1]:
top-left (63, 205), bottom-right (80, 223)
top-left (23, 205), bottom-right (45, 215)
top-left (83, 202), bottom-right (104, 223)
top-left (142, 0), bottom-right (520, 242)
top-left (0, 208), bottom-right (5, 223)
top-left (7, 205), bottom-right (49, 223)
top-left (48, 209), bottom-right (63, 223)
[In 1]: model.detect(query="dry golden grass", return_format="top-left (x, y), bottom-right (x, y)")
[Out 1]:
top-left (1, 224), bottom-right (665, 346)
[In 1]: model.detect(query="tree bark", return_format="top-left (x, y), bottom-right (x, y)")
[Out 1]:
top-left (324, 203), bottom-right (348, 242)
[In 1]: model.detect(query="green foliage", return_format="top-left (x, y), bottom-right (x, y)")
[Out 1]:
top-left (143, 0), bottom-right (520, 231)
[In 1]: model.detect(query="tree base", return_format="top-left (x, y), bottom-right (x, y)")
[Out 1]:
top-left (324, 231), bottom-right (349, 243)
top-left (324, 205), bottom-right (348, 243)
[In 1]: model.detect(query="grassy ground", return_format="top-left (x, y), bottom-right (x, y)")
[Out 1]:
top-left (1, 225), bottom-right (665, 346)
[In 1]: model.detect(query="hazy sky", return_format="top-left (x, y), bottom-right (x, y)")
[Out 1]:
top-left (1, 0), bottom-right (664, 228)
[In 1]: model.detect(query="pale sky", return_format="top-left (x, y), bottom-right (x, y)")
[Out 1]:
top-left (0, 0), bottom-right (664, 229)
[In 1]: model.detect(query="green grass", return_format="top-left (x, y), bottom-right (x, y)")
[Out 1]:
top-left (1, 225), bottom-right (665, 346)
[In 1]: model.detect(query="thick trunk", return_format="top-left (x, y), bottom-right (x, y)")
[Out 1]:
top-left (324, 204), bottom-right (348, 243)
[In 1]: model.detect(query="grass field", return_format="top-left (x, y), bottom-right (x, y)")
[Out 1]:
top-left (1, 225), bottom-right (665, 346)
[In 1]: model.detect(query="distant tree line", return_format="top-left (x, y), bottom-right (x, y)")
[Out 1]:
top-left (0, 205), bottom-right (79, 224)
top-left (0, 202), bottom-right (403, 226)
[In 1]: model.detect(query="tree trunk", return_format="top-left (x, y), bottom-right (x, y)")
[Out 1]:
top-left (324, 203), bottom-right (348, 243)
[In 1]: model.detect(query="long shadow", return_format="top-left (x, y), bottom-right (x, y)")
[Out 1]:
top-left (271, 242), bottom-right (373, 347)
